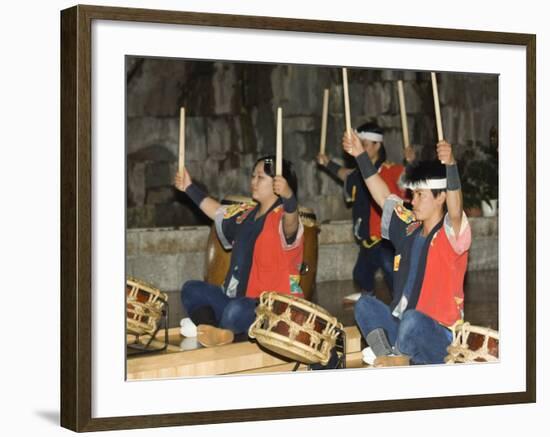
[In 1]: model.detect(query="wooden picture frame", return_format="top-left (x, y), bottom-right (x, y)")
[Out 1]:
top-left (60, 4), bottom-right (536, 432)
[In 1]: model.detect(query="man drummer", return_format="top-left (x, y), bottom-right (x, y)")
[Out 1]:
top-left (174, 156), bottom-right (304, 347)
top-left (342, 131), bottom-right (471, 366)
top-left (317, 122), bottom-right (410, 300)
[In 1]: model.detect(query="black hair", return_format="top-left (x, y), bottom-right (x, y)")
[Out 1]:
top-left (356, 121), bottom-right (383, 136)
top-left (356, 121), bottom-right (386, 163)
top-left (403, 160), bottom-right (446, 198)
top-left (254, 155), bottom-right (299, 199)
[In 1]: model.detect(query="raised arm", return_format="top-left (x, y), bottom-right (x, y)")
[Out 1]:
top-left (436, 140), bottom-right (463, 235)
top-left (174, 168), bottom-right (221, 220)
top-left (273, 175), bottom-right (299, 239)
top-left (316, 153), bottom-right (354, 182)
top-left (342, 131), bottom-right (391, 209)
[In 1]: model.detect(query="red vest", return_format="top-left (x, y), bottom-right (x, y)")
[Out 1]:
top-left (415, 228), bottom-right (469, 327)
top-left (246, 206), bottom-right (304, 299)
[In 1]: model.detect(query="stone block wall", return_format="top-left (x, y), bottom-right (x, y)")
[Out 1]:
top-left (126, 58), bottom-right (498, 228)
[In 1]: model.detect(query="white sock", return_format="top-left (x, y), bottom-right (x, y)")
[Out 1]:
top-left (361, 347), bottom-right (377, 365)
top-left (180, 317), bottom-right (197, 337)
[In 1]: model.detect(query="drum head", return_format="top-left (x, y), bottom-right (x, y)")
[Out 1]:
top-left (249, 292), bottom-right (342, 365)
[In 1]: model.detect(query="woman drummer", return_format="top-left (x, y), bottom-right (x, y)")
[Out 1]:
top-left (174, 156), bottom-right (304, 347)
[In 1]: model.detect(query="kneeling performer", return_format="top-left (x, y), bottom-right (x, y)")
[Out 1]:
top-left (343, 131), bottom-right (472, 366)
top-left (174, 156), bottom-right (304, 347)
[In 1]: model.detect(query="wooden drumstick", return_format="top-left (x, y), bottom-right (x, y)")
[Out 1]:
top-left (397, 80), bottom-right (410, 148)
top-left (342, 68), bottom-right (352, 137)
top-left (178, 107), bottom-right (185, 174)
top-left (319, 88), bottom-right (329, 155)
top-left (276, 107), bottom-right (283, 175)
top-left (431, 72), bottom-right (444, 142)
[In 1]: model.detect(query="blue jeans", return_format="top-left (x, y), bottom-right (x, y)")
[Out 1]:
top-left (354, 295), bottom-right (453, 364)
top-left (353, 241), bottom-right (394, 295)
top-left (180, 280), bottom-right (257, 334)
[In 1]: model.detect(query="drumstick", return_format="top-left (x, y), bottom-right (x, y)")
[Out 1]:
top-left (319, 88), bottom-right (329, 155)
top-left (431, 72), bottom-right (444, 142)
top-left (397, 80), bottom-right (410, 148)
top-left (178, 107), bottom-right (185, 175)
top-left (342, 68), bottom-right (352, 137)
top-left (276, 107), bottom-right (283, 175)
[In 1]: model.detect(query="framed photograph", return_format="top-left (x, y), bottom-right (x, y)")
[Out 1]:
top-left (60, 4), bottom-right (536, 432)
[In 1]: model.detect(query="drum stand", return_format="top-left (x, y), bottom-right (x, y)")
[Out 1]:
top-left (127, 302), bottom-right (170, 356)
top-left (332, 327), bottom-right (347, 369)
top-left (304, 327), bottom-right (347, 371)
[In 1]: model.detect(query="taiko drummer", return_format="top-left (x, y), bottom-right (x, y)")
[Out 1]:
top-left (317, 122), bottom-right (412, 300)
top-left (343, 131), bottom-right (472, 366)
top-left (174, 157), bottom-right (304, 347)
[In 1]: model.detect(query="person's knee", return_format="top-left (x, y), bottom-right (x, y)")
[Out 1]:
top-left (181, 280), bottom-right (203, 304)
top-left (220, 299), bottom-right (256, 333)
top-left (396, 310), bottom-right (423, 351)
top-left (354, 295), bottom-right (377, 322)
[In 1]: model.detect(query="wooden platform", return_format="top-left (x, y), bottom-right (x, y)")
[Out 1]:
top-left (127, 326), bottom-right (364, 380)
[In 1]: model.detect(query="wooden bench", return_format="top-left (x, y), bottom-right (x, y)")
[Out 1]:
top-left (127, 326), bottom-right (364, 380)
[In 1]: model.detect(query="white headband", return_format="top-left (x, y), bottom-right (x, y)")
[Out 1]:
top-left (356, 130), bottom-right (384, 143)
top-left (403, 178), bottom-right (447, 190)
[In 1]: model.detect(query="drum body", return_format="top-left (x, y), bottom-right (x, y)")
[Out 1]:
top-left (126, 278), bottom-right (168, 337)
top-left (248, 291), bottom-right (343, 365)
top-left (445, 322), bottom-right (499, 364)
top-left (204, 196), bottom-right (319, 300)
top-left (204, 224), bottom-right (231, 287)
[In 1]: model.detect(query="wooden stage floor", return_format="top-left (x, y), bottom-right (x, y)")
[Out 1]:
top-left (127, 269), bottom-right (497, 380)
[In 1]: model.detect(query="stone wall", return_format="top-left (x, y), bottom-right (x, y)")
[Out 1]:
top-left (126, 58), bottom-right (498, 228)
